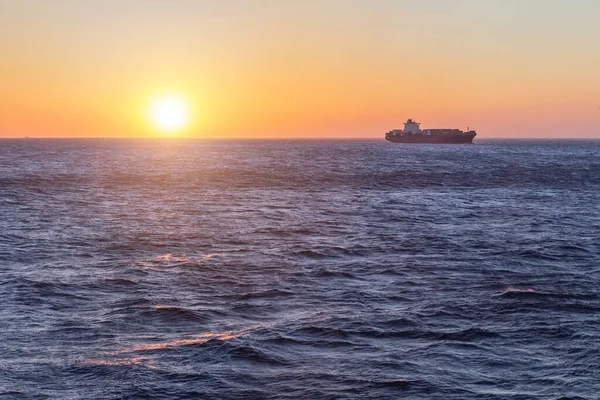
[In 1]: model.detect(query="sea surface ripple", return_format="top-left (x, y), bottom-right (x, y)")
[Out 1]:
top-left (1, 139), bottom-right (600, 399)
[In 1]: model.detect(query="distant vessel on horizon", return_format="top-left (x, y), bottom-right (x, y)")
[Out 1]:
top-left (386, 119), bottom-right (477, 144)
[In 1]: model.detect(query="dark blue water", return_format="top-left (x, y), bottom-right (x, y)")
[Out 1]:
top-left (1, 139), bottom-right (599, 399)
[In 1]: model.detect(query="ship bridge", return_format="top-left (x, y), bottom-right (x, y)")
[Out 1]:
top-left (403, 119), bottom-right (421, 134)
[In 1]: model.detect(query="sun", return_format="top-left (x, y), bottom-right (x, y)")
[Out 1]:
top-left (149, 95), bottom-right (190, 133)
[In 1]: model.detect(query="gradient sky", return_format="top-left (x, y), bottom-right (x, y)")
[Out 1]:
top-left (1, 0), bottom-right (599, 138)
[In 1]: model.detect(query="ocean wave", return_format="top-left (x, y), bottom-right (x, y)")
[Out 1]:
top-left (239, 289), bottom-right (294, 300)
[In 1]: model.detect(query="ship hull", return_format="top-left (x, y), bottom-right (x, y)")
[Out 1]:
top-left (386, 134), bottom-right (476, 144)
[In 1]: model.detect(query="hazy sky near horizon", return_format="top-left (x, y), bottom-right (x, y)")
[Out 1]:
top-left (1, 0), bottom-right (599, 138)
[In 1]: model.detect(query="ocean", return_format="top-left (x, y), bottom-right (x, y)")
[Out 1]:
top-left (1, 139), bottom-right (599, 399)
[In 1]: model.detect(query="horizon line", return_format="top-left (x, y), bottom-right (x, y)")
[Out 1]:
top-left (2, 136), bottom-right (600, 141)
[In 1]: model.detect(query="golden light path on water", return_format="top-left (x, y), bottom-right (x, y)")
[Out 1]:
top-left (125, 328), bottom-right (253, 353)
top-left (132, 253), bottom-right (219, 269)
top-left (85, 326), bottom-right (261, 369)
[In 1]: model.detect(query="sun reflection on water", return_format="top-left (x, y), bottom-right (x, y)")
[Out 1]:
top-left (156, 253), bottom-right (190, 263)
top-left (85, 327), bottom-right (256, 369)
top-left (126, 328), bottom-right (250, 353)
top-left (134, 253), bottom-right (219, 269)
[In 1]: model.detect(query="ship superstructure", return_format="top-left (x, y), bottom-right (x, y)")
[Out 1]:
top-left (385, 119), bottom-right (477, 144)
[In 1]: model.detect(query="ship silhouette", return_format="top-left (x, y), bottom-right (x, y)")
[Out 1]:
top-left (386, 119), bottom-right (476, 144)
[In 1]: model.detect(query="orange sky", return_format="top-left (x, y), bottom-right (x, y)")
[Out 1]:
top-left (1, 0), bottom-right (599, 138)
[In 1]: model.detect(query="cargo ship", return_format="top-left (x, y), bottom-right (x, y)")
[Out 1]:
top-left (385, 119), bottom-right (476, 144)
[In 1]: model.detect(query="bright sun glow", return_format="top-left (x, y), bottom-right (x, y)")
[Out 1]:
top-left (149, 95), bottom-right (190, 132)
